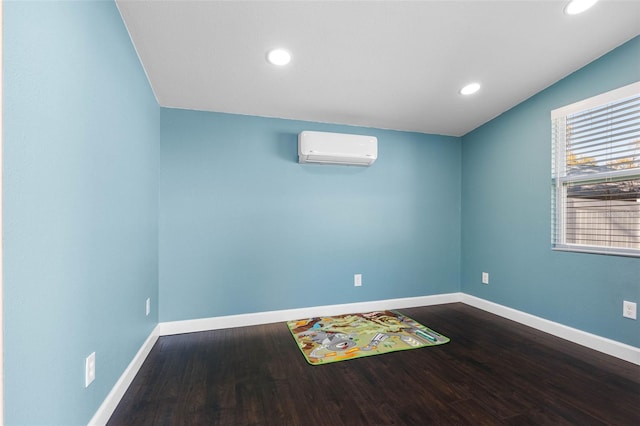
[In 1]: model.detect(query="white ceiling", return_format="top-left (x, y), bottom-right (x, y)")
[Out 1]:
top-left (116, 0), bottom-right (640, 137)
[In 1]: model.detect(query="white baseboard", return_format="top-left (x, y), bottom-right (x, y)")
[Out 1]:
top-left (90, 292), bottom-right (639, 424)
top-left (88, 325), bottom-right (160, 426)
top-left (461, 294), bottom-right (640, 366)
top-left (157, 293), bottom-right (463, 336)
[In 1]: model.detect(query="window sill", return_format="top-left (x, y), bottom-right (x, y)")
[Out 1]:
top-left (552, 245), bottom-right (640, 258)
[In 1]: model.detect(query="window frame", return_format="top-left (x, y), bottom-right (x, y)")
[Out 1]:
top-left (551, 82), bottom-right (640, 258)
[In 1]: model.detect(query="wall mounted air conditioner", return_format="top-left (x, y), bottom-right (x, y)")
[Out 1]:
top-left (298, 131), bottom-right (378, 166)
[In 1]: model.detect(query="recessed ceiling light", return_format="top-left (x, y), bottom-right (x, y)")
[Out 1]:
top-left (460, 82), bottom-right (481, 96)
top-left (564, 0), bottom-right (599, 15)
top-left (267, 48), bottom-right (291, 66)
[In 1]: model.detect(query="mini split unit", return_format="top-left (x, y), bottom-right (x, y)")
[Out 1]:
top-left (298, 131), bottom-right (378, 166)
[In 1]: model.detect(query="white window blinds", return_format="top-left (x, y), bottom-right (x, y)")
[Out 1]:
top-left (551, 82), bottom-right (640, 257)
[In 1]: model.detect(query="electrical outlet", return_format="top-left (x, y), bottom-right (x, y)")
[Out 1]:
top-left (85, 352), bottom-right (96, 388)
top-left (146, 298), bottom-right (151, 316)
top-left (482, 272), bottom-right (489, 285)
top-left (623, 301), bottom-right (637, 320)
top-left (354, 274), bottom-right (362, 287)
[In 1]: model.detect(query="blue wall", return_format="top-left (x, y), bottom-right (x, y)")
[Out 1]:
top-left (461, 36), bottom-right (640, 347)
top-left (160, 109), bottom-right (461, 321)
top-left (3, 1), bottom-right (159, 424)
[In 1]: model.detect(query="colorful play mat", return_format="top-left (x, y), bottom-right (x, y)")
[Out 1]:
top-left (287, 310), bottom-right (449, 365)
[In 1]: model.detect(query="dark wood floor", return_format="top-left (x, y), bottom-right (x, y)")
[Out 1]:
top-left (108, 303), bottom-right (640, 425)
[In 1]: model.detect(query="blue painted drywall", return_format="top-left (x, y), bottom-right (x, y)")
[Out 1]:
top-left (3, 1), bottom-right (159, 424)
top-left (461, 36), bottom-right (640, 347)
top-left (160, 109), bottom-right (461, 321)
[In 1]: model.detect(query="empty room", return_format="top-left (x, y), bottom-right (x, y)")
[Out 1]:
top-left (2, 0), bottom-right (639, 425)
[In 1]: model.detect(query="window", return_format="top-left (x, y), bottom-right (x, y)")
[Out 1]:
top-left (551, 82), bottom-right (640, 257)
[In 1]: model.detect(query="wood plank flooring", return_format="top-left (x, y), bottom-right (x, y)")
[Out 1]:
top-left (108, 303), bottom-right (640, 425)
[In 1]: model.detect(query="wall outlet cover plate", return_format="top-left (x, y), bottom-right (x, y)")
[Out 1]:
top-left (85, 352), bottom-right (96, 387)
top-left (623, 301), bottom-right (637, 320)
